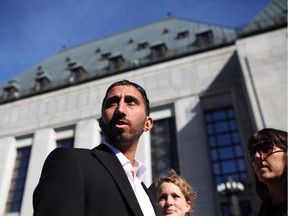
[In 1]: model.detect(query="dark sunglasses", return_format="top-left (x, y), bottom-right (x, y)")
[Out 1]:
top-left (248, 142), bottom-right (284, 162)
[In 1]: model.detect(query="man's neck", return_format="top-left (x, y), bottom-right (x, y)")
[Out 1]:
top-left (109, 141), bottom-right (138, 164)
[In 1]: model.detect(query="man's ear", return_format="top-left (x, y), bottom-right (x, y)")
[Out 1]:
top-left (98, 117), bottom-right (103, 130)
top-left (144, 116), bottom-right (153, 132)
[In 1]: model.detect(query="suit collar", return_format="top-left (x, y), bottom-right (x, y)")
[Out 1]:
top-left (91, 144), bottom-right (162, 216)
top-left (92, 144), bottom-right (144, 216)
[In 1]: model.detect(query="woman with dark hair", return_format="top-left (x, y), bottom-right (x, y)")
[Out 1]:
top-left (247, 128), bottom-right (287, 216)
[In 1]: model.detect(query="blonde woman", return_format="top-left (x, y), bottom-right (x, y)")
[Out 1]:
top-left (155, 170), bottom-right (197, 216)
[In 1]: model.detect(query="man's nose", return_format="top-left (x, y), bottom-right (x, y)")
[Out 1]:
top-left (116, 100), bottom-right (126, 115)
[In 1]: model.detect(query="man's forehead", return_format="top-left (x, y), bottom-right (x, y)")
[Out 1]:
top-left (106, 85), bottom-right (141, 97)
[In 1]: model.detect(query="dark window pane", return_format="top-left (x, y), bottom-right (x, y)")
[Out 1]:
top-left (11, 203), bottom-right (20, 212)
top-left (20, 158), bottom-right (30, 167)
top-left (16, 179), bottom-right (25, 190)
top-left (217, 134), bottom-right (231, 146)
top-left (232, 132), bottom-right (240, 143)
top-left (215, 121), bottom-right (229, 133)
top-left (213, 110), bottom-right (226, 121)
top-left (221, 161), bottom-right (237, 173)
top-left (234, 145), bottom-right (243, 157)
top-left (14, 191), bottom-right (23, 202)
top-left (18, 170), bottom-right (27, 179)
top-left (219, 147), bottom-right (234, 159)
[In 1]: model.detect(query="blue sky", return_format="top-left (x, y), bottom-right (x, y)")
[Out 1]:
top-left (0, 0), bottom-right (270, 84)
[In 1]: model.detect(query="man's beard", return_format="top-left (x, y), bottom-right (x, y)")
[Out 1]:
top-left (101, 119), bottom-right (146, 144)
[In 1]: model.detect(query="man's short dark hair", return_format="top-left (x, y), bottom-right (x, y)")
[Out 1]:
top-left (101, 80), bottom-right (150, 115)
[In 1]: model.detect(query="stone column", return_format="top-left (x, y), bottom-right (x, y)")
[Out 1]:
top-left (0, 137), bottom-right (17, 214)
top-left (136, 131), bottom-right (152, 186)
top-left (21, 128), bottom-right (56, 216)
top-left (74, 118), bottom-right (100, 149)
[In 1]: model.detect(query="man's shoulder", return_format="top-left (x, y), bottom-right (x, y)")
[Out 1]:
top-left (51, 146), bottom-right (92, 154)
top-left (47, 144), bottom-right (111, 159)
top-left (44, 144), bottom-right (114, 164)
top-left (46, 147), bottom-right (93, 161)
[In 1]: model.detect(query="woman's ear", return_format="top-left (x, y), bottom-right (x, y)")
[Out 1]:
top-left (185, 200), bottom-right (191, 213)
top-left (143, 116), bottom-right (153, 132)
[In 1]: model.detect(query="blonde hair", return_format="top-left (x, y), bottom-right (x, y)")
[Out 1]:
top-left (155, 169), bottom-right (197, 215)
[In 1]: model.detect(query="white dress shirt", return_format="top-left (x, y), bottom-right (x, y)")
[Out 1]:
top-left (103, 142), bottom-right (156, 216)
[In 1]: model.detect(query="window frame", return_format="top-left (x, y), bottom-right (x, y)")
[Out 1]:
top-left (5, 136), bottom-right (33, 213)
top-left (204, 107), bottom-right (249, 187)
top-left (150, 107), bottom-right (179, 179)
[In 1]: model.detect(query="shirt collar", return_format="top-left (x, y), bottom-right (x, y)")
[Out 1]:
top-left (103, 141), bottom-right (146, 182)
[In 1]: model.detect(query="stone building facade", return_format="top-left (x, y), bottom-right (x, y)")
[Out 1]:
top-left (0, 0), bottom-right (286, 215)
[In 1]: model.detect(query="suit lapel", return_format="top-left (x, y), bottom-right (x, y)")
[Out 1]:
top-left (92, 144), bottom-right (144, 216)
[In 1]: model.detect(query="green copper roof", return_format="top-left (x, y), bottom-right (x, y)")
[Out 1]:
top-left (240, 0), bottom-right (287, 35)
top-left (0, 0), bottom-right (286, 103)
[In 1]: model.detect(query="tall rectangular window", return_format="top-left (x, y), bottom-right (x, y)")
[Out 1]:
top-left (150, 117), bottom-right (179, 179)
top-left (6, 146), bottom-right (31, 212)
top-left (204, 107), bottom-right (249, 187)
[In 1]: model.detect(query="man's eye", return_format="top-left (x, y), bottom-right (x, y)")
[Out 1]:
top-left (106, 102), bottom-right (116, 107)
top-left (105, 98), bottom-right (119, 107)
top-left (127, 99), bottom-right (136, 104)
top-left (126, 97), bottom-right (137, 104)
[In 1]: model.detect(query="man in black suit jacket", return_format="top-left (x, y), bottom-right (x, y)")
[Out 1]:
top-left (33, 80), bottom-right (162, 216)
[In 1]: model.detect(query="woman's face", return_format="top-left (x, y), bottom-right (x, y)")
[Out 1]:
top-left (252, 144), bottom-right (286, 185)
top-left (157, 182), bottom-right (191, 216)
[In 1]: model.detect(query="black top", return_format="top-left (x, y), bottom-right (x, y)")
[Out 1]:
top-left (258, 201), bottom-right (287, 216)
